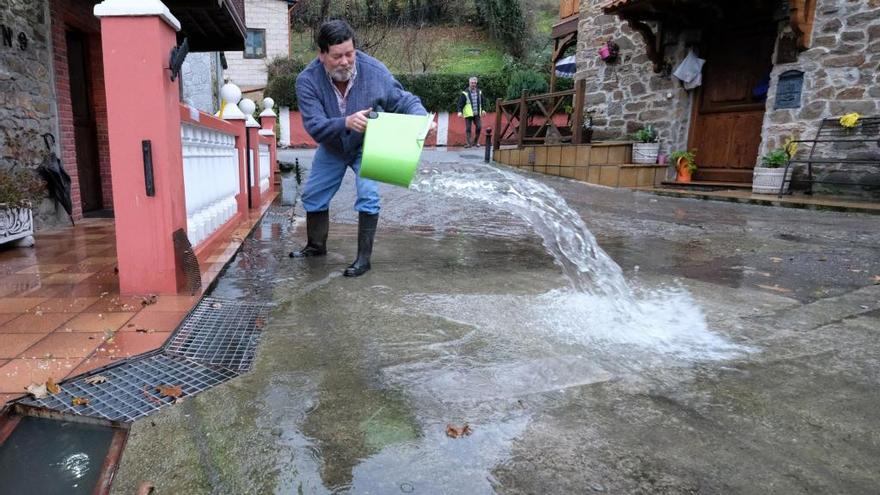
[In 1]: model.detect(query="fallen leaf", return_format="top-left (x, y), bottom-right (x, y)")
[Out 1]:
top-left (72, 397), bottom-right (90, 406)
top-left (84, 375), bottom-right (108, 385)
top-left (46, 377), bottom-right (61, 395)
top-left (135, 327), bottom-right (156, 334)
top-left (142, 386), bottom-right (164, 406)
top-left (873, 275), bottom-right (880, 285)
top-left (445, 423), bottom-right (473, 439)
top-left (757, 284), bottom-right (792, 293)
top-left (769, 257), bottom-right (783, 263)
top-left (155, 384), bottom-right (183, 398)
top-left (26, 383), bottom-right (48, 399)
top-left (141, 294), bottom-right (158, 306)
top-left (136, 481), bottom-right (156, 495)
top-left (211, 302), bottom-right (223, 309)
top-left (254, 317), bottom-right (266, 329)
top-left (103, 329), bottom-right (116, 344)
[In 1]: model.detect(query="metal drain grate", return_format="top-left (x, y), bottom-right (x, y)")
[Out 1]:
top-left (164, 297), bottom-right (269, 372)
top-left (19, 353), bottom-right (237, 422)
top-left (173, 228), bottom-right (202, 295)
top-left (18, 298), bottom-right (271, 422)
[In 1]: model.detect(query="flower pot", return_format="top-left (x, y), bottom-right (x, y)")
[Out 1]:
top-left (752, 167), bottom-right (792, 195)
top-left (0, 204), bottom-right (35, 247)
top-left (632, 142), bottom-right (660, 164)
top-left (675, 157), bottom-right (693, 183)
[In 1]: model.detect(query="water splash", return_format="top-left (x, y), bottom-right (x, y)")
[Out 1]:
top-left (411, 167), bottom-right (631, 300)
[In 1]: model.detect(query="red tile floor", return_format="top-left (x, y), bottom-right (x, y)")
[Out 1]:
top-left (0, 196), bottom-right (275, 407)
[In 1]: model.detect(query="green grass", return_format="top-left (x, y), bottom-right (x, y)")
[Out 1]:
top-left (288, 26), bottom-right (505, 75)
top-left (430, 38), bottom-right (505, 74)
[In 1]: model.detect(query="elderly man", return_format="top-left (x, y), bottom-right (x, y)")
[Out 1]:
top-left (457, 76), bottom-right (486, 148)
top-left (291, 19), bottom-right (428, 277)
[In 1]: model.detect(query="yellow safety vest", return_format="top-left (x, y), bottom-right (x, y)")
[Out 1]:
top-left (461, 90), bottom-right (482, 118)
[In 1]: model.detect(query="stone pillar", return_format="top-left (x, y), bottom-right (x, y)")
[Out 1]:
top-left (259, 97), bottom-right (277, 194)
top-left (94, 0), bottom-right (188, 295)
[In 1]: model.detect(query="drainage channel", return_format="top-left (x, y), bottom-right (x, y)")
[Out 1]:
top-left (0, 296), bottom-right (272, 493)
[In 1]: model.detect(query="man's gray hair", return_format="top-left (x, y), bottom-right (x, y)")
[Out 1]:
top-left (469, 76), bottom-right (478, 83)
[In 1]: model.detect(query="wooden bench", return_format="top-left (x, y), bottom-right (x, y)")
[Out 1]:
top-left (780, 117), bottom-right (880, 197)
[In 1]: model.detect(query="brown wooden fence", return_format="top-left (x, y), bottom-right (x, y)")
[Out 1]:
top-left (493, 79), bottom-right (586, 150)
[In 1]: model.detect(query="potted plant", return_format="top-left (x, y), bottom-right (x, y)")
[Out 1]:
top-left (0, 167), bottom-right (46, 247)
top-left (669, 149), bottom-right (697, 183)
top-left (752, 148), bottom-right (792, 194)
top-left (631, 125), bottom-right (660, 164)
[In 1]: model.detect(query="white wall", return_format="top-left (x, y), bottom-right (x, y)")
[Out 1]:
top-left (224, 0), bottom-right (289, 89)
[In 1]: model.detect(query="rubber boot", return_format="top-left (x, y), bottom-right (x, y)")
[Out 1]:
top-left (289, 210), bottom-right (329, 258)
top-left (343, 212), bottom-right (378, 277)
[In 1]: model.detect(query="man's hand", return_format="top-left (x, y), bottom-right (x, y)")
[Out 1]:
top-left (346, 107), bottom-right (373, 133)
top-left (457, 112), bottom-right (462, 117)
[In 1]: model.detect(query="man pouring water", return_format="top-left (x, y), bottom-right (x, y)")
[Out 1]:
top-left (291, 20), bottom-right (429, 277)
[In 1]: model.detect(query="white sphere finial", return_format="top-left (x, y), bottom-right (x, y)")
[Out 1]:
top-left (259, 96), bottom-right (277, 117)
top-left (217, 83), bottom-right (246, 120)
top-left (220, 83), bottom-right (242, 105)
top-left (239, 98), bottom-right (256, 115)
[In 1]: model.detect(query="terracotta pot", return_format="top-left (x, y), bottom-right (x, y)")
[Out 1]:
top-left (676, 157), bottom-right (693, 183)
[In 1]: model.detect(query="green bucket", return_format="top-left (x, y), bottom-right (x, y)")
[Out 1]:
top-left (359, 112), bottom-right (433, 188)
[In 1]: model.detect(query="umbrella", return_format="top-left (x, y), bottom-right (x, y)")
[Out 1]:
top-left (555, 55), bottom-right (576, 78)
top-left (37, 133), bottom-right (74, 225)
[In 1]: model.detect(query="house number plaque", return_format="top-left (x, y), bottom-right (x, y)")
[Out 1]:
top-left (775, 70), bottom-right (804, 110)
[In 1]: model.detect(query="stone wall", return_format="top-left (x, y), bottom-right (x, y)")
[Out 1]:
top-left (224, 0), bottom-right (289, 89)
top-left (181, 52), bottom-right (223, 114)
top-left (0, 0), bottom-right (55, 171)
top-left (759, 0), bottom-right (880, 197)
top-left (575, 0), bottom-right (693, 156)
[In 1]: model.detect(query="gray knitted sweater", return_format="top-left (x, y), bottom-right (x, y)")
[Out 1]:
top-left (295, 50), bottom-right (427, 157)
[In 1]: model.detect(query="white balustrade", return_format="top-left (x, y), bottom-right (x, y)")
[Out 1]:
top-left (181, 122), bottom-right (239, 246)
top-left (259, 143), bottom-right (271, 194)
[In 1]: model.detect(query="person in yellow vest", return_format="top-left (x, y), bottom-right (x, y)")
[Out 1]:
top-left (456, 76), bottom-right (486, 148)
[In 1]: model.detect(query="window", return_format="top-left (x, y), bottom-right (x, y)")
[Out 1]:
top-left (244, 29), bottom-right (266, 59)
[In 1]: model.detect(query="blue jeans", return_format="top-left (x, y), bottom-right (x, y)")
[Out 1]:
top-left (301, 147), bottom-right (380, 214)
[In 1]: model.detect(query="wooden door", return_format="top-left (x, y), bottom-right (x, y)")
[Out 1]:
top-left (66, 30), bottom-right (103, 212)
top-left (689, 25), bottom-right (776, 183)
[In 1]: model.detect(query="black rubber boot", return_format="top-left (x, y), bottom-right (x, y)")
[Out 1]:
top-left (343, 212), bottom-right (378, 277)
top-left (289, 210), bottom-right (329, 258)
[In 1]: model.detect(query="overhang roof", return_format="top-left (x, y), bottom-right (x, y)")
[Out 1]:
top-left (166, 0), bottom-right (246, 52)
top-left (600, 0), bottom-right (816, 49)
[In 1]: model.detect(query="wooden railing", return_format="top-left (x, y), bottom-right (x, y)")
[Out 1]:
top-left (493, 79), bottom-right (586, 149)
top-left (559, 0), bottom-right (580, 18)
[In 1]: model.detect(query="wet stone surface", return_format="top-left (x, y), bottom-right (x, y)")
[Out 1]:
top-left (112, 150), bottom-right (880, 494)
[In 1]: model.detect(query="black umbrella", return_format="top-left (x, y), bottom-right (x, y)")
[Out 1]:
top-left (37, 133), bottom-right (74, 225)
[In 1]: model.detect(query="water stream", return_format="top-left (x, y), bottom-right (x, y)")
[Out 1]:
top-left (411, 167), bottom-right (632, 300)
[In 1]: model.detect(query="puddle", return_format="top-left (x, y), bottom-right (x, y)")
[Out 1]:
top-left (0, 408), bottom-right (127, 495)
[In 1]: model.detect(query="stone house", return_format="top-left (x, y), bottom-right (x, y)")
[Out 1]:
top-left (223, 0), bottom-right (293, 96)
top-left (0, 0), bottom-right (246, 225)
top-left (575, 0), bottom-right (880, 191)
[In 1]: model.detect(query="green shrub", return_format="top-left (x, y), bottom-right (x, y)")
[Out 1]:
top-left (394, 73), bottom-right (509, 112)
top-left (505, 69), bottom-right (548, 100)
top-left (265, 68), bottom-right (562, 114)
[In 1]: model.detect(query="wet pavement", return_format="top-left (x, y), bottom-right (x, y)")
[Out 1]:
top-left (112, 149), bottom-right (880, 494)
